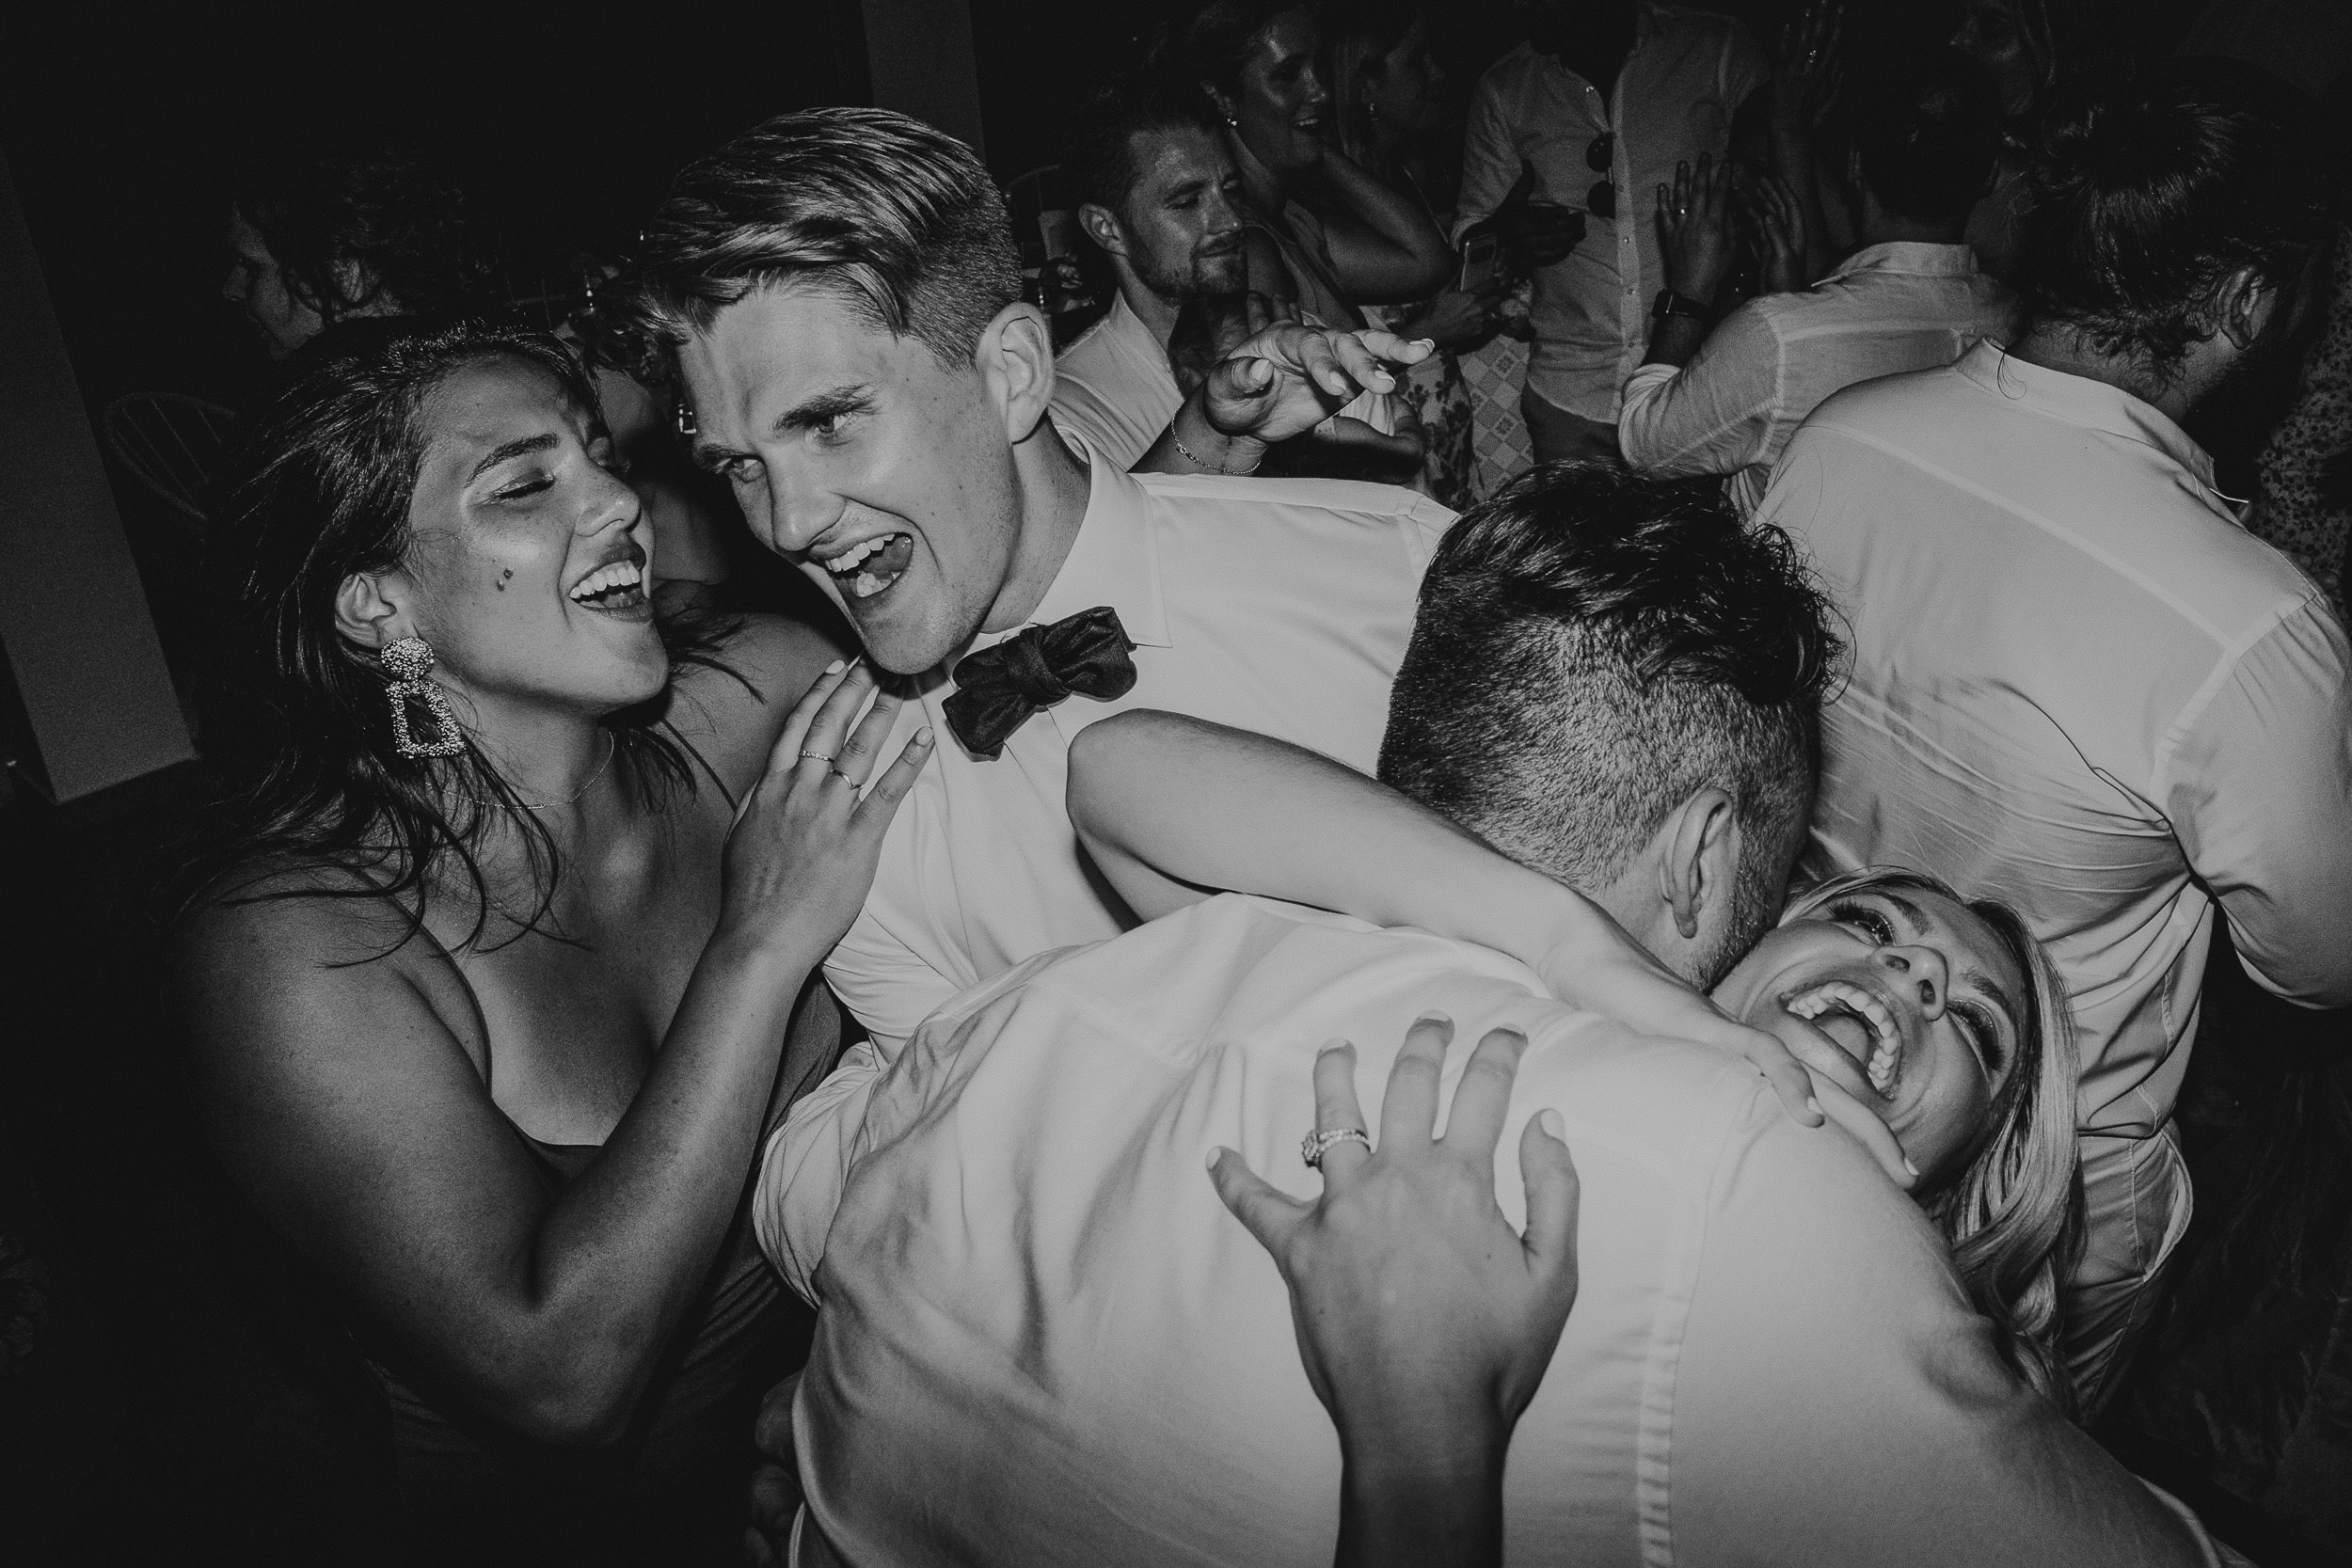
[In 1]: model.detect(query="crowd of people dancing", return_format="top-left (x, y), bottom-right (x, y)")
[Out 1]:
top-left (162, 0), bottom-right (2351, 1562)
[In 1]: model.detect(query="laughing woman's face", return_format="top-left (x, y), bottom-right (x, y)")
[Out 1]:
top-left (1228, 10), bottom-right (1331, 175)
top-left (1710, 883), bottom-right (2028, 1184)
top-left (382, 357), bottom-right (669, 720)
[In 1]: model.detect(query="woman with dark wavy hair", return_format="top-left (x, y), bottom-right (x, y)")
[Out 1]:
top-left (172, 321), bottom-right (929, 1563)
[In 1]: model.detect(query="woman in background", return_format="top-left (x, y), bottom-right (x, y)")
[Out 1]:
top-left (1161, 1), bottom-right (1454, 330)
top-left (1325, 0), bottom-right (1505, 507)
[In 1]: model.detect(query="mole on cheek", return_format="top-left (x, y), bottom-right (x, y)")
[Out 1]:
top-left (495, 566), bottom-right (514, 593)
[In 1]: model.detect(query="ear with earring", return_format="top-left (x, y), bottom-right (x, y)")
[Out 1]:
top-left (379, 636), bottom-right (466, 758)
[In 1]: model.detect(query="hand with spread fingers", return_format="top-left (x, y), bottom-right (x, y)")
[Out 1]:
top-left (1772, 0), bottom-right (1846, 134)
top-left (1209, 1017), bottom-right (1581, 1568)
top-left (1656, 154), bottom-right (1738, 309)
top-left (720, 658), bottom-right (933, 956)
top-left (1749, 171), bottom-right (1811, 295)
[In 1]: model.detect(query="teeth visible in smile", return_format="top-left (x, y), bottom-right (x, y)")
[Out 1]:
top-left (821, 535), bottom-right (894, 574)
top-left (568, 559), bottom-right (644, 601)
top-left (1785, 981), bottom-right (1901, 1096)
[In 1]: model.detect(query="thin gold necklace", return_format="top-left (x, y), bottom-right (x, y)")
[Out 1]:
top-left (485, 731), bottom-right (617, 812)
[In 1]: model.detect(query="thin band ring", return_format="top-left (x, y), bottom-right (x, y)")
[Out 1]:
top-left (826, 766), bottom-right (858, 787)
top-left (1301, 1127), bottom-right (1371, 1169)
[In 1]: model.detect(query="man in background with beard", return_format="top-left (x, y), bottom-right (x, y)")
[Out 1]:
top-left (1049, 81), bottom-right (1256, 468)
top-left (1756, 60), bottom-right (2352, 1418)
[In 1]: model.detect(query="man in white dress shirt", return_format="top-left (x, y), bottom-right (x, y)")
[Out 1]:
top-left (1617, 46), bottom-right (2019, 515)
top-left (1755, 63), bottom-right (2352, 1410)
top-left (633, 105), bottom-right (1465, 1057)
top-left (1458, 0), bottom-right (1768, 461)
top-left (1049, 81), bottom-right (1407, 475)
top-left (759, 471), bottom-right (2226, 1568)
top-left (1050, 84), bottom-right (1248, 469)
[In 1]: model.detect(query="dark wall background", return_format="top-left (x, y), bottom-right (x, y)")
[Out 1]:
top-left (1, 0), bottom-right (870, 417)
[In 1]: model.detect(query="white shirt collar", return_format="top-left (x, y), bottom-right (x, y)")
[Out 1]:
top-left (1953, 341), bottom-right (2217, 490)
top-left (1018, 445), bottom-right (1174, 650)
top-left (1823, 242), bottom-right (1981, 283)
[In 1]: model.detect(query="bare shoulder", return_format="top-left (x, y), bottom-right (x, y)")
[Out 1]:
top-left (173, 861), bottom-right (457, 1078)
top-left (667, 611), bottom-right (850, 791)
top-left (1245, 229), bottom-right (1299, 307)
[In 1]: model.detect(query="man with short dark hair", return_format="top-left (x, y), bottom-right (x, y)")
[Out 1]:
top-left (1051, 83), bottom-right (1248, 467)
top-left (1375, 467), bottom-right (1825, 985)
top-left (1756, 60), bottom-right (2352, 1409)
top-left (1618, 45), bottom-right (2019, 514)
top-left (758, 467), bottom-right (2225, 1568)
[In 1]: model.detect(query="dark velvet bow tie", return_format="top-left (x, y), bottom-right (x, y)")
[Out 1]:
top-left (942, 606), bottom-right (1138, 758)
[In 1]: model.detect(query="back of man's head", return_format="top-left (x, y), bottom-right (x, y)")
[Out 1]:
top-left (2015, 60), bottom-right (2334, 378)
top-left (631, 106), bottom-right (1021, 365)
top-left (1064, 78), bottom-right (1221, 220)
top-left (1378, 465), bottom-right (1836, 956)
top-left (1847, 47), bottom-right (2005, 232)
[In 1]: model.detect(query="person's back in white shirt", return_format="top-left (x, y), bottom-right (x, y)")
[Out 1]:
top-left (1757, 341), bottom-right (2352, 1395)
top-left (762, 894), bottom-right (2219, 1568)
top-left (1619, 242), bottom-right (2016, 514)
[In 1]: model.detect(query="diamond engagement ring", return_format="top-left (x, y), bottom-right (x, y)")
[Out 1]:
top-left (1301, 1128), bottom-right (1371, 1169)
top-left (798, 751), bottom-right (834, 764)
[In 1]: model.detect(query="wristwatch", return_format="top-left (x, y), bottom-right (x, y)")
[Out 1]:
top-left (1651, 289), bottom-right (1713, 324)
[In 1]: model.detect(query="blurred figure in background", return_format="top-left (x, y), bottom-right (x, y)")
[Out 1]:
top-left (1458, 0), bottom-right (1769, 463)
top-left (1052, 79), bottom-right (1417, 482)
top-left (222, 142), bottom-right (477, 367)
top-left (560, 268), bottom-right (738, 610)
top-left (1950, 0), bottom-right (2121, 277)
top-left (1055, 81), bottom-right (1250, 469)
top-left (1160, 1), bottom-right (1454, 330)
top-left (2241, 74), bottom-right (2350, 610)
top-left (1326, 0), bottom-right (1505, 507)
top-left (1619, 46), bottom-right (2016, 515)
top-left (1756, 61), bottom-right (2351, 1415)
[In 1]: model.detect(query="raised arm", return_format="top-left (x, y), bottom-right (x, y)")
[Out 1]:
top-left (1304, 145), bottom-right (1456, 305)
top-left (180, 665), bottom-right (930, 1449)
top-left (1066, 711), bottom-right (1847, 1142)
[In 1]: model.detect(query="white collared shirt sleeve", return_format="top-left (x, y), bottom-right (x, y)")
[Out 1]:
top-left (1454, 71), bottom-right (1517, 240)
top-left (2163, 594), bottom-right (2352, 1006)
top-left (753, 1037), bottom-right (891, 1306)
top-left (1617, 301), bottom-right (1785, 477)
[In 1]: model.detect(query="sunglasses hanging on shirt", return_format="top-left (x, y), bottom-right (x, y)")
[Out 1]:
top-left (1586, 132), bottom-right (1616, 220)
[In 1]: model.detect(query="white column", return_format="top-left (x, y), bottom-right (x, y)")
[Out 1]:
top-left (0, 150), bottom-right (195, 803)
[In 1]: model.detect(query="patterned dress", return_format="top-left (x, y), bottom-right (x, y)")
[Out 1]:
top-left (2247, 226), bottom-right (2352, 611)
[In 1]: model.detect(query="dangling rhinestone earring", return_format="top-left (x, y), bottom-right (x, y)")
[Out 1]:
top-left (379, 637), bottom-right (465, 758)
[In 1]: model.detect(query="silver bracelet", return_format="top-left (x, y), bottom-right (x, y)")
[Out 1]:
top-left (1170, 426), bottom-right (1263, 476)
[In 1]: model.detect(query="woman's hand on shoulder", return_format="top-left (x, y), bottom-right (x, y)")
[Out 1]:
top-left (673, 611), bottom-right (855, 796)
top-left (717, 659), bottom-right (933, 962)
